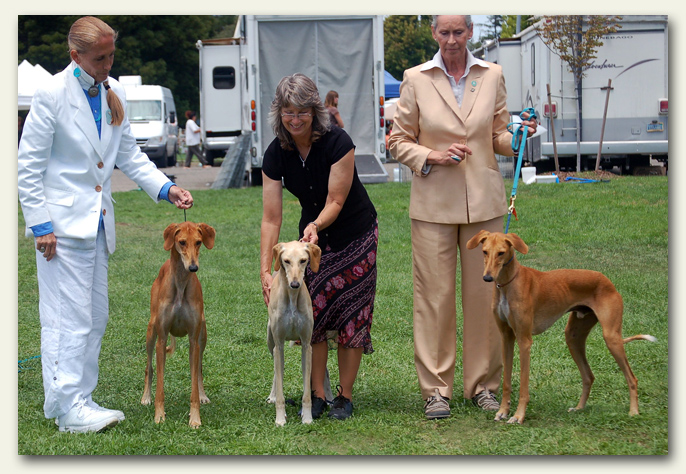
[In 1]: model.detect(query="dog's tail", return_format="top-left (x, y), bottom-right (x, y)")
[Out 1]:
top-left (623, 334), bottom-right (657, 344)
top-left (166, 335), bottom-right (177, 355)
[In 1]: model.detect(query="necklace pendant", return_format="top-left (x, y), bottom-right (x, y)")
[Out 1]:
top-left (88, 85), bottom-right (99, 97)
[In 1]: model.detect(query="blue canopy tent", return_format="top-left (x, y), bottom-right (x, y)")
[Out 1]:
top-left (384, 70), bottom-right (401, 98)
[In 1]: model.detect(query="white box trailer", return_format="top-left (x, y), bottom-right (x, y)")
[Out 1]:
top-left (480, 15), bottom-right (668, 173)
top-left (197, 15), bottom-right (388, 184)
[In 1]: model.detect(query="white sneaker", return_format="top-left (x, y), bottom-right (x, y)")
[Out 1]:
top-left (86, 399), bottom-right (125, 422)
top-left (58, 400), bottom-right (119, 433)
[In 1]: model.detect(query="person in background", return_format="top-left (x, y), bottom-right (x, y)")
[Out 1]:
top-left (17, 16), bottom-right (194, 434)
top-left (184, 110), bottom-right (211, 168)
top-left (389, 14), bottom-right (537, 420)
top-left (324, 90), bottom-right (344, 129)
top-left (260, 74), bottom-right (377, 421)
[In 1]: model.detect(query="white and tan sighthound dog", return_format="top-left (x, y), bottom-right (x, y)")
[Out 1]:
top-left (266, 241), bottom-right (321, 426)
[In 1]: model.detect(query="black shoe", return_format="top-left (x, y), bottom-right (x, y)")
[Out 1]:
top-left (298, 393), bottom-right (328, 419)
top-left (328, 385), bottom-right (354, 420)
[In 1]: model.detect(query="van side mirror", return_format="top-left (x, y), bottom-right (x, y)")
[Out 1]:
top-left (169, 111), bottom-right (176, 124)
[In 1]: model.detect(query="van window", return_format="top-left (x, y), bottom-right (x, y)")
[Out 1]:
top-left (127, 100), bottom-right (162, 121)
top-left (213, 67), bottom-right (236, 89)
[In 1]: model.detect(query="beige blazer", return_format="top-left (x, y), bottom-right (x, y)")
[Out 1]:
top-left (388, 60), bottom-right (514, 224)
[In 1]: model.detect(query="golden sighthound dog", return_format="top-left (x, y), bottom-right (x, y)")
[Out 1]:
top-left (466, 230), bottom-right (655, 424)
top-left (266, 241), bottom-right (321, 426)
top-left (141, 222), bottom-right (216, 428)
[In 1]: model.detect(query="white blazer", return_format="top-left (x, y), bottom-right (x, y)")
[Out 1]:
top-left (18, 61), bottom-right (170, 254)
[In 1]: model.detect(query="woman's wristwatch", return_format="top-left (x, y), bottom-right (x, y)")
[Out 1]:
top-left (308, 221), bottom-right (319, 232)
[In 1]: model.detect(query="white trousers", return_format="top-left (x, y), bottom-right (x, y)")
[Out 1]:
top-left (36, 229), bottom-right (109, 418)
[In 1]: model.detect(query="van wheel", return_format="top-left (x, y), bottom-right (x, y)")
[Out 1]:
top-left (167, 144), bottom-right (178, 167)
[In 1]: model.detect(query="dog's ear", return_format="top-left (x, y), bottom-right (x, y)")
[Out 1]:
top-left (198, 223), bottom-right (216, 249)
top-left (272, 243), bottom-right (284, 271)
top-left (307, 243), bottom-right (321, 273)
top-left (506, 233), bottom-right (529, 254)
top-left (466, 230), bottom-right (490, 250)
top-left (163, 223), bottom-right (178, 251)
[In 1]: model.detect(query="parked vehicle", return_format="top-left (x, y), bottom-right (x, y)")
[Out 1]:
top-left (478, 15), bottom-right (668, 174)
top-left (196, 15), bottom-right (388, 184)
top-left (120, 75), bottom-right (179, 168)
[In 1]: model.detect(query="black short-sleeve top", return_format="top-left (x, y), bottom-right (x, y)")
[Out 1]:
top-left (263, 127), bottom-right (377, 251)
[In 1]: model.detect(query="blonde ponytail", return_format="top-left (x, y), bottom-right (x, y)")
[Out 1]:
top-left (103, 80), bottom-right (124, 126)
top-left (69, 17), bottom-right (124, 126)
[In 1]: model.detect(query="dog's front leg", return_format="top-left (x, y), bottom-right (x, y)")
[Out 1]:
top-left (141, 321), bottom-right (156, 405)
top-left (510, 331), bottom-right (533, 424)
top-left (301, 341), bottom-right (313, 424)
top-left (188, 336), bottom-right (202, 428)
top-left (266, 322), bottom-right (278, 404)
top-left (197, 320), bottom-right (210, 405)
top-left (495, 326), bottom-right (515, 422)
top-left (154, 334), bottom-right (168, 423)
top-left (273, 341), bottom-right (287, 426)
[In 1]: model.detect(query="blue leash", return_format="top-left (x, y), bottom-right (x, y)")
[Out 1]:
top-left (18, 355), bottom-right (41, 373)
top-left (505, 107), bottom-right (538, 233)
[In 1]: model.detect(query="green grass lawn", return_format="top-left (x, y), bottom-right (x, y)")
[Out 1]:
top-left (17, 176), bottom-right (668, 455)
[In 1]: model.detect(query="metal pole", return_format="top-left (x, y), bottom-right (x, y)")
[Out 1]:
top-left (596, 79), bottom-right (612, 172)
top-left (547, 84), bottom-right (560, 174)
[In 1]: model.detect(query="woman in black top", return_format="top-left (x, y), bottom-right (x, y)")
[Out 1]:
top-left (260, 74), bottom-right (377, 421)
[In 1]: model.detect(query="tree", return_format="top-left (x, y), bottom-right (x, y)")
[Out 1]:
top-left (384, 15), bottom-right (436, 80)
top-left (537, 15), bottom-right (622, 171)
top-left (499, 15), bottom-right (535, 39)
top-left (18, 15), bottom-right (237, 121)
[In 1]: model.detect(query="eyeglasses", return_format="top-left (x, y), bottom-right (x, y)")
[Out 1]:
top-left (281, 112), bottom-right (313, 120)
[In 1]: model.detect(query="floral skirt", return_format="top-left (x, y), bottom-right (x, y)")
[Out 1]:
top-left (306, 220), bottom-right (378, 354)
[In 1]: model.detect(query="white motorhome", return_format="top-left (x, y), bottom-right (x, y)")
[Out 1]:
top-left (197, 15), bottom-right (388, 184)
top-left (479, 15), bottom-right (668, 174)
top-left (120, 75), bottom-right (179, 169)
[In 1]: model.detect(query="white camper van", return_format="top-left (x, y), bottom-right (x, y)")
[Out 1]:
top-left (479, 15), bottom-right (668, 174)
top-left (120, 75), bottom-right (179, 168)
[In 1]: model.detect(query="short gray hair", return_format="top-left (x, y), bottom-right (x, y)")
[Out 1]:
top-left (431, 15), bottom-right (472, 29)
top-left (268, 73), bottom-right (330, 150)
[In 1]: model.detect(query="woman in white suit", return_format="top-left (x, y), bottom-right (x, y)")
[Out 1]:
top-left (18, 16), bottom-right (194, 433)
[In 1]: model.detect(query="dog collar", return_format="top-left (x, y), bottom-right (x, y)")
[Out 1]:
top-left (496, 269), bottom-right (519, 288)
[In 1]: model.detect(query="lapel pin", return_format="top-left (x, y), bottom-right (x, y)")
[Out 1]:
top-left (106, 110), bottom-right (112, 125)
top-left (471, 80), bottom-right (477, 87)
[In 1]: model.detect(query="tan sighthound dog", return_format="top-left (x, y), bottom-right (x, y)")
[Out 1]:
top-left (142, 222), bottom-right (216, 428)
top-left (466, 230), bottom-right (655, 424)
top-left (266, 241), bottom-right (321, 426)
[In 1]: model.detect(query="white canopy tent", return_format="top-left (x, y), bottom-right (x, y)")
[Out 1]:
top-left (18, 59), bottom-right (53, 110)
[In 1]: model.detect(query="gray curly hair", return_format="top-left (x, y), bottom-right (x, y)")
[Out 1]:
top-left (268, 73), bottom-right (330, 150)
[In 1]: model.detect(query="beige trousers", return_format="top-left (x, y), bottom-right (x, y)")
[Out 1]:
top-left (411, 216), bottom-right (503, 401)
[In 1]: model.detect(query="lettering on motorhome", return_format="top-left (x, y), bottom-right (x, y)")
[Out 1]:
top-left (584, 59), bottom-right (622, 71)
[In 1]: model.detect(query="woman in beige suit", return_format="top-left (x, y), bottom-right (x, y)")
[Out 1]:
top-left (389, 15), bottom-right (536, 419)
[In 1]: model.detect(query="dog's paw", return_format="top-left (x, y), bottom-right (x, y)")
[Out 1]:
top-left (507, 415), bottom-right (524, 424)
top-left (200, 395), bottom-right (210, 404)
top-left (275, 414), bottom-right (287, 427)
top-left (141, 396), bottom-right (151, 406)
top-left (266, 395), bottom-right (276, 404)
top-left (494, 410), bottom-right (509, 422)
